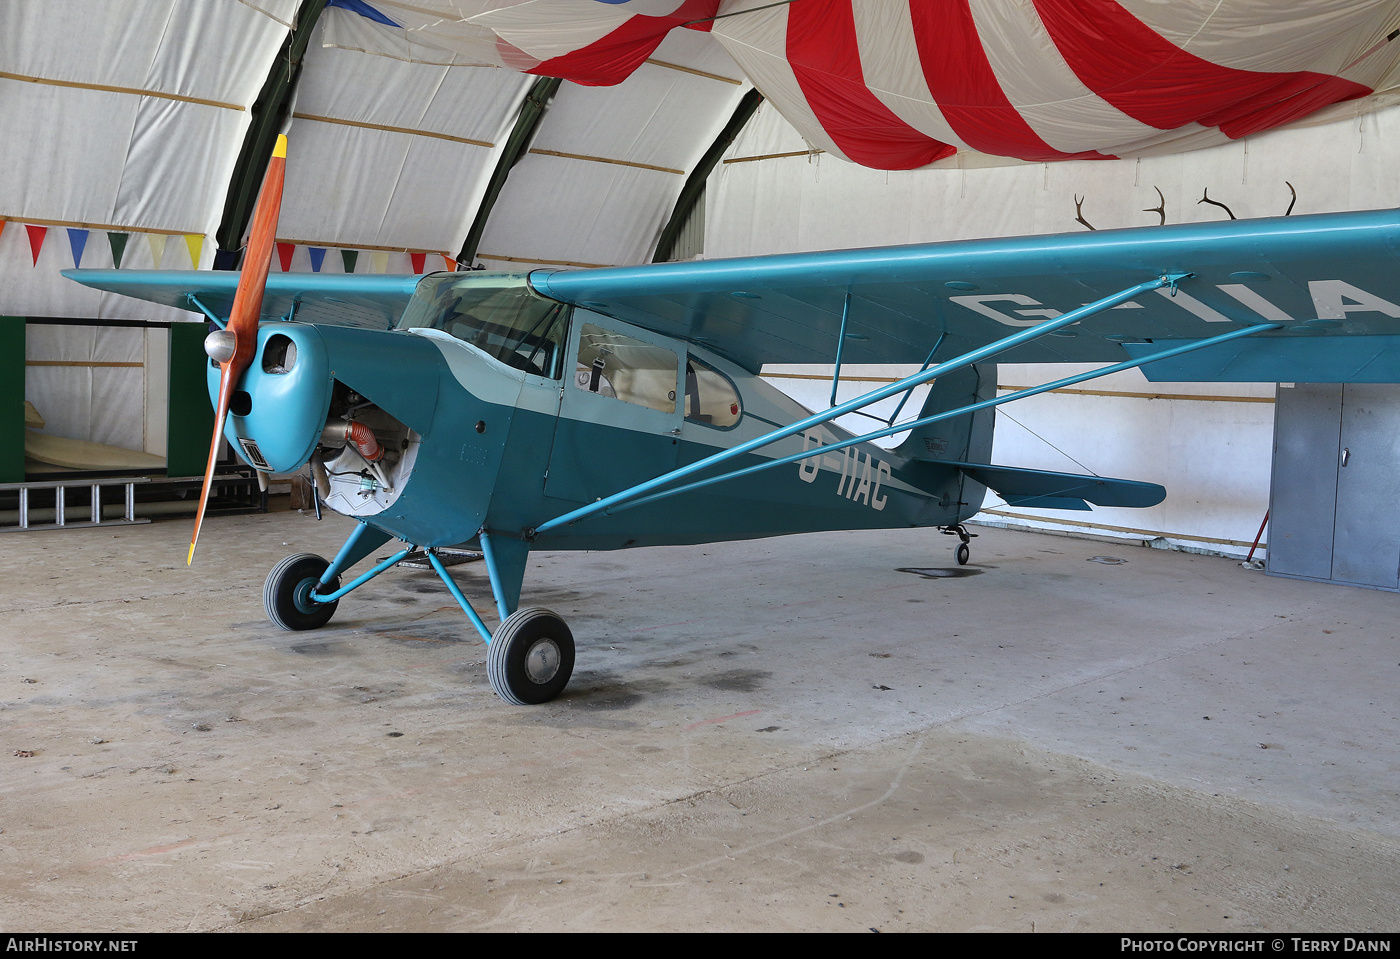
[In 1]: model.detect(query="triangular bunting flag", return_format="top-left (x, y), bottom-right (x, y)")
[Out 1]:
top-left (410, 252), bottom-right (426, 274)
top-left (108, 232), bottom-right (129, 268)
top-left (25, 225), bottom-right (50, 266)
top-left (26, 225), bottom-right (47, 266)
top-left (443, 255), bottom-right (457, 271)
top-left (184, 234), bottom-right (204, 269)
top-left (67, 228), bottom-right (90, 268)
top-left (371, 251), bottom-right (389, 274)
top-left (147, 233), bottom-right (167, 268)
top-left (0, 220), bottom-right (7, 244)
top-left (308, 247), bottom-right (326, 273)
top-left (276, 242), bottom-right (295, 272)
top-left (341, 249), bottom-right (358, 274)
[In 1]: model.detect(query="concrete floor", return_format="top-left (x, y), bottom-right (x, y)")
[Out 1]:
top-left (2, 505), bottom-right (1398, 932)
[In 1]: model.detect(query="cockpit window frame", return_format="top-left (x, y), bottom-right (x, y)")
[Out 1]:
top-left (684, 354), bottom-right (744, 430)
top-left (397, 272), bottom-right (571, 380)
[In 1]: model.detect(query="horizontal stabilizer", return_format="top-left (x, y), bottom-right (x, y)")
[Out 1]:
top-left (929, 461), bottom-right (1166, 511)
top-left (63, 270), bottom-right (421, 330)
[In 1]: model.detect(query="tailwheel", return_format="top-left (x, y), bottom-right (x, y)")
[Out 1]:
top-left (487, 607), bottom-right (575, 705)
top-left (264, 552), bottom-right (340, 631)
top-left (942, 523), bottom-right (976, 566)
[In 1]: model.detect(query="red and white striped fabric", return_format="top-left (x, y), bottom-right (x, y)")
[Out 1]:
top-left (471, 0), bottom-right (721, 84)
top-left (711, 0), bottom-right (1400, 168)
top-left (337, 0), bottom-right (1400, 168)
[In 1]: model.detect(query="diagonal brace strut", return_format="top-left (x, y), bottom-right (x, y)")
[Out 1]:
top-left (532, 273), bottom-right (1189, 536)
top-left (604, 321), bottom-right (1280, 516)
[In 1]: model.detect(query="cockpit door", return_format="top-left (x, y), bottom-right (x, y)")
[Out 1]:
top-left (546, 311), bottom-right (683, 504)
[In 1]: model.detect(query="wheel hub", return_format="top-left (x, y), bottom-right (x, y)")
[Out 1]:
top-left (524, 638), bottom-right (561, 684)
top-left (292, 577), bottom-right (323, 615)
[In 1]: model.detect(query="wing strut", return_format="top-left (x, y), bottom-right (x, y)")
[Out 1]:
top-left (582, 320), bottom-right (1279, 518)
top-left (532, 273), bottom-right (1193, 536)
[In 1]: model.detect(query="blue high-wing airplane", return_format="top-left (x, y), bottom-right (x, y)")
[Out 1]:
top-left (66, 205), bottom-right (1400, 705)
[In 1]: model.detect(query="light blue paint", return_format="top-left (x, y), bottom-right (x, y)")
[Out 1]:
top-left (530, 207), bottom-right (1400, 370)
top-left (310, 547), bottom-right (413, 604)
top-left (63, 270), bottom-right (422, 330)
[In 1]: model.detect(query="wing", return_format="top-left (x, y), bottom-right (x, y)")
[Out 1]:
top-left (62, 270), bottom-right (423, 330)
top-left (530, 207), bottom-right (1400, 381)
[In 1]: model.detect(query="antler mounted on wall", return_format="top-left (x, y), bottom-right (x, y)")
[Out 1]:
top-left (1073, 182), bottom-right (1298, 230)
top-left (1143, 186), bottom-right (1166, 226)
top-left (1073, 194), bottom-right (1095, 231)
top-left (1198, 188), bottom-right (1237, 220)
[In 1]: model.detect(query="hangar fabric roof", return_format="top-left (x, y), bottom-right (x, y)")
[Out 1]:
top-left (341, 0), bottom-right (1400, 165)
top-left (4, 0), bottom-right (1400, 320)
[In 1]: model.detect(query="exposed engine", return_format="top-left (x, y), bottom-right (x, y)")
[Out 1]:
top-left (310, 381), bottom-right (419, 518)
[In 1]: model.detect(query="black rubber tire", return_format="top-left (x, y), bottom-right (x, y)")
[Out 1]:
top-left (956, 542), bottom-right (971, 566)
top-left (486, 607), bottom-right (575, 705)
top-left (264, 553), bottom-right (340, 631)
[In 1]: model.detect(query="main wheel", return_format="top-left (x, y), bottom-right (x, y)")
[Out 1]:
top-left (264, 552), bottom-right (340, 631)
top-left (487, 607), bottom-right (575, 705)
top-left (955, 542), bottom-right (971, 565)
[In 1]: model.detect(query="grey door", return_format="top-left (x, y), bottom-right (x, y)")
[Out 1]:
top-left (1269, 384), bottom-right (1342, 581)
top-left (1331, 384), bottom-right (1400, 589)
top-left (1269, 383), bottom-right (1400, 589)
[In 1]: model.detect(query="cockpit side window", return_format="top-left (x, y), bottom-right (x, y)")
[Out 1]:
top-left (574, 323), bottom-right (679, 414)
top-left (397, 273), bottom-right (569, 378)
top-left (684, 356), bottom-right (743, 428)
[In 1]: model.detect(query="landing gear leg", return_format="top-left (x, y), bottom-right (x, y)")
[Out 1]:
top-left (439, 530), bottom-right (576, 705)
top-left (941, 523), bottom-right (976, 566)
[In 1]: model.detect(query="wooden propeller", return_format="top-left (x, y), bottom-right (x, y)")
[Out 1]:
top-left (189, 134), bottom-right (287, 565)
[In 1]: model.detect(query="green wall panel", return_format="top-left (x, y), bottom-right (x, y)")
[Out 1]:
top-left (167, 323), bottom-right (214, 478)
top-left (0, 317), bottom-right (24, 483)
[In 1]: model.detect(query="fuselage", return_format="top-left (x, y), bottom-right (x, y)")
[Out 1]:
top-left (212, 272), bottom-right (979, 553)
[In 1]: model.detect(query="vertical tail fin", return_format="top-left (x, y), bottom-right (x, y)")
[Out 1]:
top-left (893, 363), bottom-right (996, 465)
top-left (891, 364), bottom-right (996, 522)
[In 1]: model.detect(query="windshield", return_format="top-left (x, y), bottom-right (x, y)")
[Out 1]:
top-left (397, 273), bottom-right (569, 378)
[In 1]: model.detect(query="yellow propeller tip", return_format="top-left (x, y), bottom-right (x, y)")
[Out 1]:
top-left (273, 134), bottom-right (287, 159)
top-left (187, 542), bottom-right (196, 566)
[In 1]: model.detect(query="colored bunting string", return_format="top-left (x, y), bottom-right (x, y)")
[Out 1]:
top-left (4, 226), bottom-right (454, 272)
top-left (6, 222), bottom-right (211, 269)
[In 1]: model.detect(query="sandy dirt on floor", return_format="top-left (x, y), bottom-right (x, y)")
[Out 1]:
top-left (1, 511), bottom-right (1397, 932)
